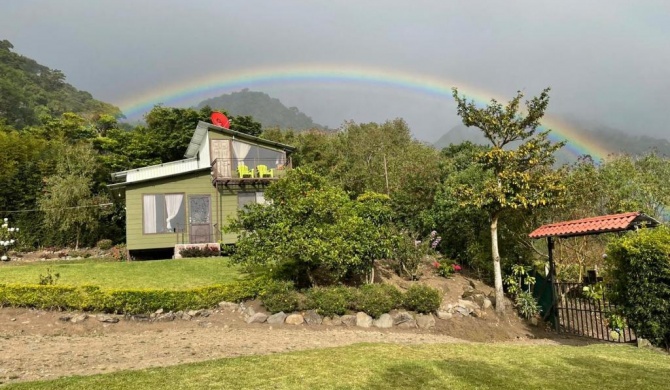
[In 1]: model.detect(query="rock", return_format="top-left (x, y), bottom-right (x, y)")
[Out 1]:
top-left (340, 315), bottom-right (357, 327)
top-left (482, 298), bottom-right (492, 310)
top-left (456, 307), bottom-right (471, 316)
top-left (637, 338), bottom-right (652, 348)
top-left (58, 315), bottom-right (72, 322)
top-left (304, 310), bottom-right (323, 325)
top-left (97, 315), bottom-right (119, 323)
top-left (416, 314), bottom-right (436, 329)
top-left (200, 310), bottom-right (211, 318)
top-left (267, 312), bottom-right (287, 325)
top-left (356, 312), bottom-right (373, 328)
top-left (218, 301), bottom-right (238, 311)
top-left (373, 313), bottom-right (393, 328)
top-left (155, 313), bottom-right (176, 322)
top-left (155, 308), bottom-right (164, 315)
top-left (436, 310), bottom-right (453, 320)
top-left (246, 312), bottom-right (268, 324)
top-left (458, 299), bottom-right (480, 311)
top-left (324, 315), bottom-right (342, 326)
top-left (285, 314), bottom-right (304, 325)
top-left (187, 309), bottom-right (202, 317)
top-left (181, 313), bottom-right (192, 321)
top-left (397, 319), bottom-right (417, 329)
top-left (10, 318), bottom-right (16, 322)
top-left (243, 306), bottom-right (256, 318)
top-left (70, 313), bottom-right (88, 324)
top-left (530, 317), bottom-right (539, 326)
top-left (391, 311), bottom-right (414, 326)
top-left (472, 309), bottom-right (483, 318)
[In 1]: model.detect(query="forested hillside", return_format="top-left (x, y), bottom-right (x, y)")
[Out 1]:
top-left (197, 89), bottom-right (324, 130)
top-left (0, 40), bottom-right (121, 128)
top-left (435, 123), bottom-right (670, 163)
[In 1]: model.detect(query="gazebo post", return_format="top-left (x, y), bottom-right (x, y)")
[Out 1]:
top-left (547, 236), bottom-right (559, 331)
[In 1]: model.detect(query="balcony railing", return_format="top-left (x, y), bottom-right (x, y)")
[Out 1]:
top-left (211, 158), bottom-right (290, 182)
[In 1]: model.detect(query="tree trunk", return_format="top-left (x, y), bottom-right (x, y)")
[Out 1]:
top-left (75, 226), bottom-right (80, 251)
top-left (490, 214), bottom-right (505, 313)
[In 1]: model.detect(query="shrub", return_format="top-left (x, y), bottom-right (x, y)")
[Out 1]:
top-left (606, 226), bottom-right (670, 350)
top-left (352, 284), bottom-right (403, 318)
top-left (0, 279), bottom-right (264, 314)
top-left (38, 267), bottom-right (60, 285)
top-left (403, 284), bottom-right (441, 313)
top-left (305, 286), bottom-right (353, 317)
top-left (111, 245), bottom-right (127, 261)
top-left (97, 239), bottom-right (113, 250)
top-left (179, 246), bottom-right (220, 258)
top-left (514, 291), bottom-right (540, 319)
top-left (259, 281), bottom-right (302, 313)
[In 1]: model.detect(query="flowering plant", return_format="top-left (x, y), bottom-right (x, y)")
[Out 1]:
top-left (0, 218), bottom-right (19, 261)
top-left (433, 260), bottom-right (461, 278)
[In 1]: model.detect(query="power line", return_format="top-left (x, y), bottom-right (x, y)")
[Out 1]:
top-left (0, 203), bottom-right (114, 214)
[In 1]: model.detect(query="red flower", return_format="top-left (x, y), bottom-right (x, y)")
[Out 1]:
top-left (433, 261), bottom-right (441, 268)
top-left (452, 264), bottom-right (462, 272)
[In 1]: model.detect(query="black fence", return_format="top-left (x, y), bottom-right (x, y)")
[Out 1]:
top-left (552, 282), bottom-right (635, 343)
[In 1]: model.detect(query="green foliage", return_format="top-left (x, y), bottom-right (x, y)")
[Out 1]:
top-left (606, 226), bottom-right (670, 349)
top-left (514, 292), bottom-right (541, 319)
top-left (351, 284), bottom-right (403, 318)
top-left (179, 246), bottom-right (221, 258)
top-left (304, 286), bottom-right (353, 317)
top-left (0, 280), bottom-right (263, 314)
top-left (259, 281), bottom-right (302, 313)
top-left (197, 89), bottom-right (324, 131)
top-left (96, 239), bottom-right (113, 250)
top-left (229, 167), bottom-right (395, 287)
top-left (38, 267), bottom-right (60, 285)
top-left (0, 40), bottom-right (121, 129)
top-left (402, 285), bottom-right (442, 313)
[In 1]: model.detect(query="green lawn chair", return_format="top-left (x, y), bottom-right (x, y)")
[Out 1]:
top-left (256, 164), bottom-right (274, 178)
top-left (237, 163), bottom-right (254, 178)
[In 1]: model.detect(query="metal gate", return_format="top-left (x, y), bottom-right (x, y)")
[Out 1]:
top-left (552, 282), bottom-right (635, 342)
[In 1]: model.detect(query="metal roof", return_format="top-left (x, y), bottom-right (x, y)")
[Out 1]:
top-left (184, 121), bottom-right (296, 158)
top-left (528, 212), bottom-right (660, 239)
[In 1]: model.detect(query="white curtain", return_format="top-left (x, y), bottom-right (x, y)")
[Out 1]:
top-left (232, 141), bottom-right (251, 166)
top-left (143, 195), bottom-right (157, 234)
top-left (165, 194), bottom-right (184, 231)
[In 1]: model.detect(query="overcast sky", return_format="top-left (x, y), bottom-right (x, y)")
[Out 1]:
top-left (1, 0), bottom-right (669, 141)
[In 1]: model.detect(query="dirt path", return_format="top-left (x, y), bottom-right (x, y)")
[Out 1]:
top-left (0, 306), bottom-right (592, 385)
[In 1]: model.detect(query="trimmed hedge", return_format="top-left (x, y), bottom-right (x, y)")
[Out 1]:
top-left (0, 279), bottom-right (264, 314)
top-left (262, 284), bottom-right (441, 317)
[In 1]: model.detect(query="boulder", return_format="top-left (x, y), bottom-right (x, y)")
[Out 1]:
top-left (285, 314), bottom-right (305, 325)
top-left (436, 310), bottom-right (453, 320)
top-left (304, 310), bottom-right (323, 325)
top-left (218, 301), bottom-right (238, 312)
top-left (416, 314), bottom-right (436, 329)
top-left (70, 313), bottom-right (88, 324)
top-left (356, 312), bottom-right (373, 328)
top-left (458, 299), bottom-right (480, 311)
top-left (246, 312), bottom-right (268, 324)
top-left (397, 319), bottom-right (417, 329)
top-left (340, 315), bottom-right (357, 327)
top-left (187, 309), bottom-right (203, 317)
top-left (637, 338), bottom-right (652, 348)
top-left (154, 308), bottom-right (164, 315)
top-left (181, 313), bottom-right (192, 321)
top-left (323, 315), bottom-right (342, 326)
top-left (267, 312), bottom-right (287, 325)
top-left (391, 311), bottom-right (414, 326)
top-left (97, 315), bottom-right (119, 323)
top-left (373, 313), bottom-right (393, 328)
top-left (242, 306), bottom-right (256, 318)
top-left (482, 298), bottom-right (493, 310)
top-left (155, 312), bottom-right (176, 322)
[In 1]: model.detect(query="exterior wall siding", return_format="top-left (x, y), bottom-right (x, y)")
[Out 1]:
top-left (125, 170), bottom-right (241, 250)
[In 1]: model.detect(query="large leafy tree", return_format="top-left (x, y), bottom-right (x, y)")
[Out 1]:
top-left (227, 167), bottom-right (394, 287)
top-left (452, 87), bottom-right (565, 312)
top-left (38, 143), bottom-right (110, 249)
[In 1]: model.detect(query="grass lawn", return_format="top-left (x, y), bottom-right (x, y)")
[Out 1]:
top-left (4, 343), bottom-right (669, 389)
top-left (0, 257), bottom-right (242, 289)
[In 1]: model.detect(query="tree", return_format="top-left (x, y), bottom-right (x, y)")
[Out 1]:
top-left (38, 143), bottom-right (109, 249)
top-left (227, 168), bottom-right (394, 287)
top-left (452, 87), bottom-right (565, 312)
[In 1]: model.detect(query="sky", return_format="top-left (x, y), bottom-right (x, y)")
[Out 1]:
top-left (1, 0), bottom-right (669, 142)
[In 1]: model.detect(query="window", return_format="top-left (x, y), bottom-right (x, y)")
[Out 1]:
top-left (232, 141), bottom-right (286, 171)
top-left (143, 194), bottom-right (185, 234)
top-left (237, 192), bottom-right (267, 209)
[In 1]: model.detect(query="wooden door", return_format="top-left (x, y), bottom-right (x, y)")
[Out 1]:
top-left (210, 139), bottom-right (231, 178)
top-left (189, 195), bottom-right (211, 244)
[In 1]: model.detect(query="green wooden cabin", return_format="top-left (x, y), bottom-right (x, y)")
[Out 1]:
top-left (109, 121), bottom-right (294, 258)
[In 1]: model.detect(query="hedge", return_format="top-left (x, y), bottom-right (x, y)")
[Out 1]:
top-left (0, 279), bottom-right (264, 314)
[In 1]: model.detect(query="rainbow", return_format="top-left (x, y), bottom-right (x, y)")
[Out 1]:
top-left (116, 64), bottom-right (610, 161)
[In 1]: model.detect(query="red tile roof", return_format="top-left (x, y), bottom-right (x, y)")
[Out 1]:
top-left (529, 212), bottom-right (659, 239)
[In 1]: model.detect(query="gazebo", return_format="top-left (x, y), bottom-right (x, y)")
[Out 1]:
top-left (528, 211), bottom-right (660, 339)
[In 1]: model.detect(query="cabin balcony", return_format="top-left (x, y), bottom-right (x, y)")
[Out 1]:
top-left (211, 158), bottom-right (291, 186)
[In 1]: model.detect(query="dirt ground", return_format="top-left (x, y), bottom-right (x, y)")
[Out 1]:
top-left (0, 303), bottom-right (597, 385)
